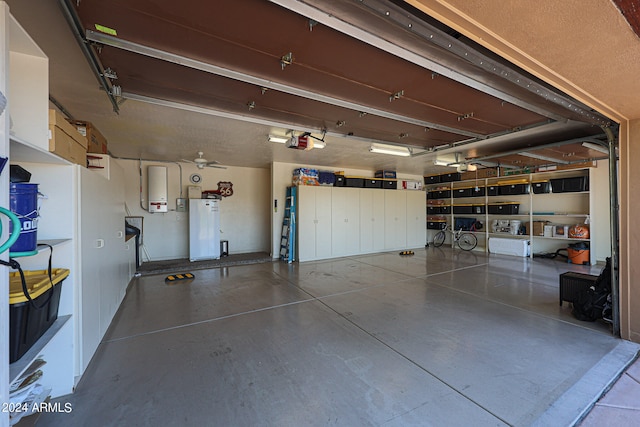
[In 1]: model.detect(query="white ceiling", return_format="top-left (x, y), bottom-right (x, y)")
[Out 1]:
top-left (5, 0), bottom-right (609, 176)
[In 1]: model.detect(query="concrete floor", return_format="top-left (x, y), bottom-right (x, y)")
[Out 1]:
top-left (38, 247), bottom-right (639, 426)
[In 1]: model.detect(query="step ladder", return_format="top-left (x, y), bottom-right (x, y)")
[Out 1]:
top-left (279, 186), bottom-right (296, 263)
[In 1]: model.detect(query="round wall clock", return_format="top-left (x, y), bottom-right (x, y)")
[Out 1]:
top-left (189, 173), bottom-right (202, 184)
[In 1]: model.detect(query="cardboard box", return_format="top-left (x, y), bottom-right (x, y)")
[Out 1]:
top-left (524, 220), bottom-right (548, 236)
top-left (460, 167), bottom-right (504, 181)
top-left (402, 180), bottom-right (423, 190)
top-left (69, 120), bottom-right (108, 154)
top-left (48, 109), bottom-right (87, 165)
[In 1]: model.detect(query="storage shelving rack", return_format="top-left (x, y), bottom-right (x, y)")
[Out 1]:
top-left (425, 168), bottom-right (596, 264)
top-left (3, 5), bottom-right (77, 416)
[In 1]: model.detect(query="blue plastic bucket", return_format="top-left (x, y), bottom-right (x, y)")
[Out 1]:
top-left (9, 183), bottom-right (39, 252)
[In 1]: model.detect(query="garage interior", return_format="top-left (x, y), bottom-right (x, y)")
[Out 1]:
top-left (3, 0), bottom-right (640, 425)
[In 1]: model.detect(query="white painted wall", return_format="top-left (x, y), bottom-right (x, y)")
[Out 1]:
top-left (271, 161), bottom-right (424, 259)
top-left (117, 158), bottom-right (270, 261)
top-left (591, 159), bottom-right (612, 262)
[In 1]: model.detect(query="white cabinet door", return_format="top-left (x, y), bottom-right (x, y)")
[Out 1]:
top-left (384, 190), bottom-right (407, 250)
top-left (406, 191), bottom-right (426, 248)
top-left (79, 167), bottom-right (105, 372)
top-left (360, 189), bottom-right (385, 254)
top-left (332, 188), bottom-right (360, 256)
top-left (297, 186), bottom-right (332, 261)
top-left (315, 186), bottom-right (333, 259)
top-left (297, 186), bottom-right (317, 262)
top-left (78, 163), bottom-right (127, 373)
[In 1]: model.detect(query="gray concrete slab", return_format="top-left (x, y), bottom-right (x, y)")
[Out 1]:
top-left (36, 248), bottom-right (638, 426)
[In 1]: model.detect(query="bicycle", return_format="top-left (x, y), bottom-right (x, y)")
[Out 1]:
top-left (431, 224), bottom-right (478, 251)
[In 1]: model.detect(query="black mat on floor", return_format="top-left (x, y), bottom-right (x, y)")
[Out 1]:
top-left (136, 252), bottom-right (273, 276)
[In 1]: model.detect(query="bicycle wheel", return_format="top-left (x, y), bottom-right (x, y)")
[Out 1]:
top-left (458, 232), bottom-right (477, 251)
top-left (432, 231), bottom-right (446, 247)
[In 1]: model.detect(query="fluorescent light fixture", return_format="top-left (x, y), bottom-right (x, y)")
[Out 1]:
top-left (312, 140), bottom-right (326, 149)
top-left (434, 159), bottom-right (461, 168)
top-left (581, 142), bottom-right (609, 154)
top-left (369, 143), bottom-right (411, 157)
top-left (518, 151), bottom-right (569, 164)
top-left (457, 164), bottom-right (477, 172)
top-left (268, 135), bottom-right (289, 144)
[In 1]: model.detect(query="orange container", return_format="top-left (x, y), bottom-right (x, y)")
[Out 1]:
top-left (567, 248), bottom-right (590, 265)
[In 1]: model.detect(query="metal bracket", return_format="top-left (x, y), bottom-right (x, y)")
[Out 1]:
top-left (389, 90), bottom-right (404, 102)
top-left (281, 52), bottom-right (294, 70)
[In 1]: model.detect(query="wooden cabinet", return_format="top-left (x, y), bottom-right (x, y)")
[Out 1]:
top-left (78, 163), bottom-right (128, 373)
top-left (359, 189), bottom-right (385, 254)
top-left (297, 186), bottom-right (332, 262)
top-left (297, 186), bottom-right (424, 262)
top-left (331, 188), bottom-right (360, 257)
top-left (406, 190), bottom-right (427, 248)
top-left (384, 190), bottom-right (407, 250)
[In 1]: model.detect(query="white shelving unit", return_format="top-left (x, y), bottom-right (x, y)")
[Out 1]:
top-left (1, 4), bottom-right (78, 423)
top-left (426, 168), bottom-right (601, 264)
top-left (3, 7), bottom-right (134, 418)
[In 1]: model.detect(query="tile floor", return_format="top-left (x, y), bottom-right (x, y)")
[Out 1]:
top-left (37, 247), bottom-right (639, 426)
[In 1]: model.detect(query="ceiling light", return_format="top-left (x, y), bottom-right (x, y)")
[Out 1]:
top-left (312, 140), bottom-right (326, 149)
top-left (369, 143), bottom-right (411, 157)
top-left (457, 164), bottom-right (477, 172)
top-left (518, 152), bottom-right (569, 164)
top-left (581, 141), bottom-right (609, 154)
top-left (268, 135), bottom-right (289, 144)
top-left (433, 159), bottom-right (450, 166)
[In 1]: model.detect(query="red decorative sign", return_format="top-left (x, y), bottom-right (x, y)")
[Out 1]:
top-left (217, 181), bottom-right (234, 197)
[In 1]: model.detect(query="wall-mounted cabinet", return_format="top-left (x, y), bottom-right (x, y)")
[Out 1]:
top-left (297, 186), bottom-right (425, 262)
top-left (426, 168), bottom-right (604, 264)
top-left (2, 8), bottom-right (132, 419)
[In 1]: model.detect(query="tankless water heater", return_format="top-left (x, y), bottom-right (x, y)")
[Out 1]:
top-left (148, 165), bottom-right (168, 213)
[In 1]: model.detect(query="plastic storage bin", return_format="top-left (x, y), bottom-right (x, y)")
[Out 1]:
top-left (363, 179), bottom-right (382, 189)
top-left (550, 176), bottom-right (589, 193)
top-left (424, 175), bottom-right (440, 185)
top-left (488, 202), bottom-right (520, 215)
top-left (498, 183), bottom-right (530, 195)
top-left (453, 187), bottom-right (473, 198)
top-left (382, 180), bottom-right (397, 190)
top-left (9, 268), bottom-right (70, 363)
top-left (532, 181), bottom-right (550, 194)
top-left (427, 220), bottom-right (447, 230)
top-left (453, 204), bottom-right (473, 214)
top-left (427, 206), bottom-right (441, 215)
top-left (441, 172), bottom-right (462, 182)
top-left (345, 177), bottom-right (364, 188)
top-left (427, 189), bottom-right (451, 200)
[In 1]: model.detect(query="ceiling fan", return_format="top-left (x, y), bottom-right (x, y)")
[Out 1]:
top-left (181, 151), bottom-right (226, 169)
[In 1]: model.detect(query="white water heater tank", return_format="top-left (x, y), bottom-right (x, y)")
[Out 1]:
top-left (148, 165), bottom-right (168, 213)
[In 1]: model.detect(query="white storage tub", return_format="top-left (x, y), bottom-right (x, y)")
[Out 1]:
top-left (489, 237), bottom-right (531, 257)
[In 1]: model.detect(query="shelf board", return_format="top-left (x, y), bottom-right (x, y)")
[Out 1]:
top-left (38, 239), bottom-right (72, 247)
top-left (488, 233), bottom-right (529, 239)
top-left (532, 236), bottom-right (591, 242)
top-left (9, 315), bottom-right (72, 384)
top-left (10, 136), bottom-right (71, 165)
top-left (531, 213), bottom-right (589, 217)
